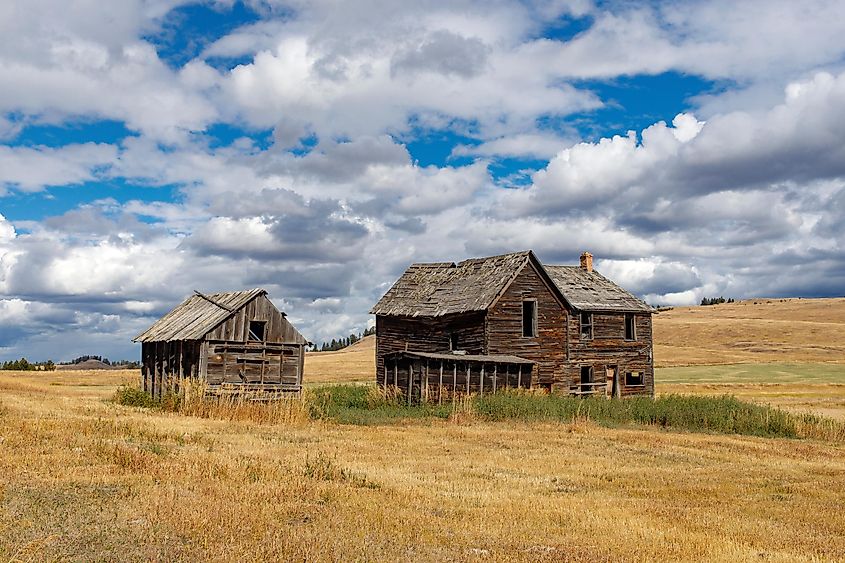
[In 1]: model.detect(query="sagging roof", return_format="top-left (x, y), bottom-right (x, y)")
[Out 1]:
top-left (372, 250), bottom-right (654, 317)
top-left (370, 251), bottom-right (533, 317)
top-left (544, 266), bottom-right (654, 313)
top-left (134, 288), bottom-right (266, 342)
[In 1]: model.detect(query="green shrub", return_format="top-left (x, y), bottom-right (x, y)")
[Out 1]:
top-left (112, 385), bottom-right (159, 408)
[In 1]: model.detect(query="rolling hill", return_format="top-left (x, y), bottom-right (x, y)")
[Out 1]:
top-left (305, 298), bottom-right (845, 381)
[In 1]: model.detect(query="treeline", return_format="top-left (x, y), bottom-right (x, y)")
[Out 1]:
top-left (1, 358), bottom-right (56, 371)
top-left (700, 296), bottom-right (735, 306)
top-left (318, 326), bottom-right (376, 352)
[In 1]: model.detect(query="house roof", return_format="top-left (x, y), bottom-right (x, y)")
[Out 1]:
top-left (370, 251), bottom-right (534, 317)
top-left (134, 288), bottom-right (267, 342)
top-left (544, 266), bottom-right (654, 313)
top-left (371, 251), bottom-right (654, 317)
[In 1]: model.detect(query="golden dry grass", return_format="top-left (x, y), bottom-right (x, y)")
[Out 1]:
top-left (2, 369), bottom-right (845, 561)
top-left (305, 334), bottom-right (375, 383)
top-left (654, 297), bottom-right (845, 367)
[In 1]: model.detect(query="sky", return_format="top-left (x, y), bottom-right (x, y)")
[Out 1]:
top-left (2, 0), bottom-right (845, 361)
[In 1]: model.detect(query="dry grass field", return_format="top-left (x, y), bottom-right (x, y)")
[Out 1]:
top-left (2, 369), bottom-right (844, 561)
top-left (3, 298), bottom-right (845, 560)
top-left (654, 297), bottom-right (845, 367)
top-left (305, 335), bottom-right (375, 383)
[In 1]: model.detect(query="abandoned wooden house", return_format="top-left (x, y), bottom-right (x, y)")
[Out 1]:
top-left (134, 288), bottom-right (308, 397)
top-left (370, 250), bottom-right (654, 401)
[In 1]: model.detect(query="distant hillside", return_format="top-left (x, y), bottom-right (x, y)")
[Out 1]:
top-left (56, 359), bottom-right (121, 371)
top-left (654, 297), bottom-right (845, 367)
top-left (305, 334), bottom-right (375, 383)
top-left (303, 299), bottom-right (845, 382)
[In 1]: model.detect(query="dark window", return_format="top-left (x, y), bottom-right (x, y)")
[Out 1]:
top-left (248, 321), bottom-right (266, 341)
top-left (625, 371), bottom-right (643, 386)
top-left (580, 365), bottom-right (593, 384)
top-left (624, 314), bottom-right (636, 340)
top-left (449, 333), bottom-right (459, 351)
top-left (522, 300), bottom-right (537, 337)
top-left (580, 312), bottom-right (593, 339)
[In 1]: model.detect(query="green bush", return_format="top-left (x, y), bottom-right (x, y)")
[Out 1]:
top-left (112, 385), bottom-right (159, 409)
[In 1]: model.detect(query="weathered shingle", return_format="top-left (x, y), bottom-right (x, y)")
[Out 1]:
top-left (372, 251), bottom-right (654, 317)
top-left (134, 288), bottom-right (266, 342)
top-left (544, 266), bottom-right (653, 313)
top-left (370, 251), bottom-right (531, 317)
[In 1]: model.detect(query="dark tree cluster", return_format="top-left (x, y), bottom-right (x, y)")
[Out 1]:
top-left (318, 326), bottom-right (376, 352)
top-left (700, 296), bottom-right (735, 306)
top-left (1, 358), bottom-right (55, 371)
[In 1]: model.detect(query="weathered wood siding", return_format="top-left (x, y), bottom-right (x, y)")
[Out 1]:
top-left (141, 340), bottom-right (201, 399)
top-left (204, 294), bottom-right (305, 344)
top-left (141, 294), bottom-right (306, 396)
top-left (563, 313), bottom-right (653, 396)
top-left (205, 340), bottom-right (303, 388)
top-left (375, 312), bottom-right (485, 383)
top-left (485, 261), bottom-right (568, 388)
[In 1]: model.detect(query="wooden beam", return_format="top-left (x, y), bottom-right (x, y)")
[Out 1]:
top-left (193, 290), bottom-right (235, 312)
top-left (480, 364), bottom-right (484, 397)
top-left (517, 365), bottom-right (522, 389)
top-left (438, 362), bottom-right (444, 405)
top-left (493, 364), bottom-right (497, 393)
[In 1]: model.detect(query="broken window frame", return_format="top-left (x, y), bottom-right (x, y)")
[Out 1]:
top-left (449, 332), bottom-right (459, 351)
top-left (624, 313), bottom-right (636, 341)
top-left (580, 312), bottom-right (593, 340)
top-left (522, 299), bottom-right (538, 338)
top-left (248, 320), bottom-right (266, 342)
top-left (625, 371), bottom-right (644, 386)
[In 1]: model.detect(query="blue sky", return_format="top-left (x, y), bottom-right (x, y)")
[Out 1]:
top-left (2, 0), bottom-right (845, 361)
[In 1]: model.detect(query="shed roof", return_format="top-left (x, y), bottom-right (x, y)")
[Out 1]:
top-left (544, 265), bottom-right (653, 313)
top-left (370, 251), bottom-right (533, 317)
top-left (134, 288), bottom-right (267, 342)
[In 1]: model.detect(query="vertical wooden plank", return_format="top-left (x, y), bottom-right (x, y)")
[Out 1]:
top-left (517, 365), bottom-right (522, 389)
top-left (480, 364), bottom-right (485, 397)
top-left (493, 364), bottom-right (497, 393)
top-left (466, 364), bottom-right (470, 395)
top-left (260, 342), bottom-right (266, 385)
top-left (438, 362), bottom-right (444, 405)
top-left (453, 363), bottom-right (457, 398)
top-left (394, 362), bottom-right (398, 388)
top-left (408, 362), bottom-right (413, 406)
top-left (424, 361), bottom-right (429, 403)
top-left (505, 365), bottom-right (510, 389)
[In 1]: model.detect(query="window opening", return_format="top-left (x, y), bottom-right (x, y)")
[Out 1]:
top-left (522, 300), bottom-right (537, 337)
top-left (580, 312), bottom-right (593, 339)
top-left (248, 321), bottom-right (266, 341)
top-left (624, 314), bottom-right (636, 340)
top-left (626, 371), bottom-right (643, 386)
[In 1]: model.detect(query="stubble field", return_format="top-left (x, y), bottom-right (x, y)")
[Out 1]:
top-left (2, 297), bottom-right (845, 561)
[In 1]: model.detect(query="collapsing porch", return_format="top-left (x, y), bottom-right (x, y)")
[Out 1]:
top-left (382, 350), bottom-right (535, 404)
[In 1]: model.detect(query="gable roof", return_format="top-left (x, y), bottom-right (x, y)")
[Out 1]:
top-left (544, 266), bottom-right (653, 313)
top-left (370, 251), bottom-right (538, 317)
top-left (371, 250), bottom-right (654, 317)
top-left (134, 288), bottom-right (267, 342)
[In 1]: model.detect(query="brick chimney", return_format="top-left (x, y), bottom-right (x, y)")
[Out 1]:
top-left (580, 251), bottom-right (593, 272)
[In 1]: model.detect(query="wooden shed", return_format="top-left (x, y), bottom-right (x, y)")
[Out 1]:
top-left (133, 288), bottom-right (309, 398)
top-left (371, 250), bottom-right (655, 399)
